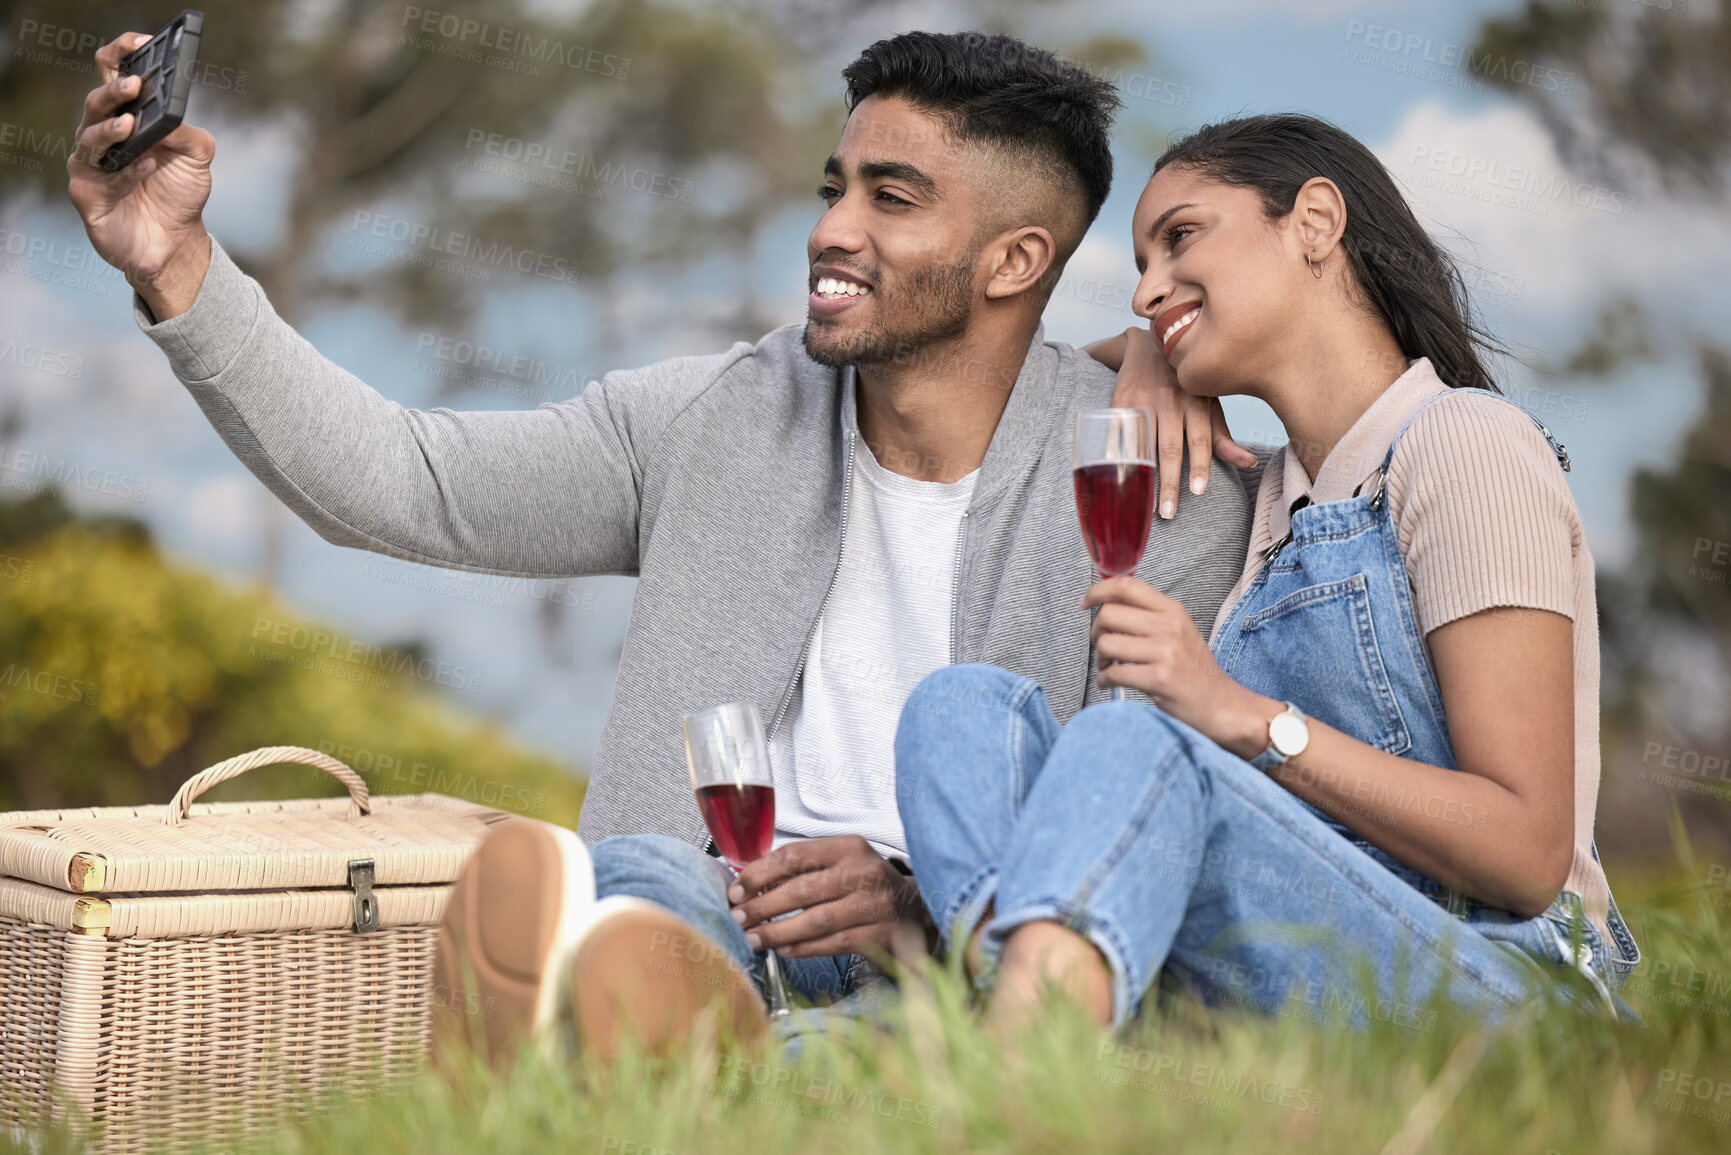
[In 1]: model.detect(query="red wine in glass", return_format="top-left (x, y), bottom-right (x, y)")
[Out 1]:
top-left (682, 701), bottom-right (793, 1018)
top-left (695, 783), bottom-right (775, 872)
top-left (1074, 460), bottom-right (1157, 576)
top-left (1074, 408), bottom-right (1156, 701)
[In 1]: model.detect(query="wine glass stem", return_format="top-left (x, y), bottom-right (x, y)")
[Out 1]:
top-left (763, 947), bottom-right (792, 1019)
top-left (1110, 685), bottom-right (1126, 702)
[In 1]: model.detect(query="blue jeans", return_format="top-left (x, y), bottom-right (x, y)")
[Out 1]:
top-left (590, 833), bottom-right (884, 1009)
top-left (895, 663), bottom-right (1622, 1030)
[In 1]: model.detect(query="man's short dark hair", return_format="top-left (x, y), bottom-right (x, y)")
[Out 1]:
top-left (842, 31), bottom-right (1122, 231)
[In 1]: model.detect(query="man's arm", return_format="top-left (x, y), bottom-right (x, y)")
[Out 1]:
top-left (138, 236), bottom-right (748, 577)
top-left (71, 32), bottom-right (729, 579)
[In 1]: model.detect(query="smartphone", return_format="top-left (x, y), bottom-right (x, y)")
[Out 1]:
top-left (99, 9), bottom-right (204, 172)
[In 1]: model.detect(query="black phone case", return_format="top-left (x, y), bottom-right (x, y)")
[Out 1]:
top-left (99, 9), bottom-right (204, 172)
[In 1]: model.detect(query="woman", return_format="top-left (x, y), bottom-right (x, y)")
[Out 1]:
top-left (893, 113), bottom-right (1640, 1033)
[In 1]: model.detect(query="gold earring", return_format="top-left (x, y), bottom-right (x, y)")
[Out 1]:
top-left (1306, 253), bottom-right (1324, 279)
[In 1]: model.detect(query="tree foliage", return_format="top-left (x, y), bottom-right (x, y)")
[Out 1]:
top-left (0, 488), bottom-right (585, 824)
top-left (1475, 0), bottom-right (1731, 196)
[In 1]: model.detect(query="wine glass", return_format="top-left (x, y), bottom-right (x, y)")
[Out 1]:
top-left (682, 701), bottom-right (792, 1020)
top-left (1073, 408), bottom-right (1157, 702)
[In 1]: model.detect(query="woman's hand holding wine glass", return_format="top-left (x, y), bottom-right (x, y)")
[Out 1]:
top-left (1081, 575), bottom-right (1277, 760)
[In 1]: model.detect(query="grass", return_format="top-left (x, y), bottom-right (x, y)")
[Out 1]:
top-left (8, 868), bottom-right (1731, 1155)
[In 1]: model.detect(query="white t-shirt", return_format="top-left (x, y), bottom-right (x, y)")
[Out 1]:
top-left (768, 436), bottom-right (978, 859)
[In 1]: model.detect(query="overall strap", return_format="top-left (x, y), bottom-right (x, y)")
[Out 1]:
top-left (1367, 387), bottom-right (1571, 510)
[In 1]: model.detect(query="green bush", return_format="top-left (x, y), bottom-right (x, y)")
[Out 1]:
top-left (0, 488), bottom-right (584, 826)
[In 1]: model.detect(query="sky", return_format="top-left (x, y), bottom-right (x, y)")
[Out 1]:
top-left (3, 0), bottom-right (1724, 774)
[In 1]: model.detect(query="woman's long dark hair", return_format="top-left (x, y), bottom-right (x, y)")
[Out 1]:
top-left (1155, 114), bottom-right (1503, 392)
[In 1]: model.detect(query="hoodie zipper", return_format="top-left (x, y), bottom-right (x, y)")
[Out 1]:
top-left (704, 428), bottom-right (856, 859)
top-left (768, 427), bottom-right (857, 741)
top-left (948, 510), bottom-right (969, 665)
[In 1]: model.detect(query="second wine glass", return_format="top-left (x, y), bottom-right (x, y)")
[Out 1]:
top-left (682, 701), bottom-right (792, 1020)
top-left (1073, 407), bottom-right (1157, 702)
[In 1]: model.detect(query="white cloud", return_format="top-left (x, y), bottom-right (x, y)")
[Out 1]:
top-left (1374, 100), bottom-right (1731, 317)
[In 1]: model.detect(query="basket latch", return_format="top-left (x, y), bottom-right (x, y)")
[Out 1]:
top-left (348, 858), bottom-right (379, 934)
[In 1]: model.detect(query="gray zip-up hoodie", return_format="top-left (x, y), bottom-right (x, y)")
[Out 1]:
top-left (134, 238), bottom-right (1250, 850)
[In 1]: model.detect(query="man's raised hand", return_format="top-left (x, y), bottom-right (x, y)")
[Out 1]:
top-left (727, 835), bottom-right (935, 961)
top-left (68, 32), bottom-right (215, 320)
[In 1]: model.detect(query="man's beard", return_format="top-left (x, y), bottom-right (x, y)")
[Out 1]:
top-left (803, 256), bottom-right (975, 369)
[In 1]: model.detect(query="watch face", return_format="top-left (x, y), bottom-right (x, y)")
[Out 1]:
top-left (1269, 711), bottom-right (1309, 757)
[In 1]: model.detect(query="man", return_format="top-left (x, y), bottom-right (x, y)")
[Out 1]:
top-left (69, 30), bottom-right (1250, 1061)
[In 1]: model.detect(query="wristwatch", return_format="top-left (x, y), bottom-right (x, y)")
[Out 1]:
top-left (1250, 702), bottom-right (1309, 772)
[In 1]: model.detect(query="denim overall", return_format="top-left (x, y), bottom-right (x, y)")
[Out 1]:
top-left (1208, 390), bottom-right (1640, 998)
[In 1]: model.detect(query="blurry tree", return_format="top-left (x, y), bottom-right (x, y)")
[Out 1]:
top-left (1474, 1), bottom-right (1731, 860)
top-left (1476, 0), bottom-right (1730, 196)
top-left (0, 488), bottom-right (586, 824)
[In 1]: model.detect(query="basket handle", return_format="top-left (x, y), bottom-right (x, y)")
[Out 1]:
top-left (164, 746), bottom-right (372, 825)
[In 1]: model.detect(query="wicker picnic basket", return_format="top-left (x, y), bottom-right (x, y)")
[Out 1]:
top-left (0, 746), bottom-right (513, 1154)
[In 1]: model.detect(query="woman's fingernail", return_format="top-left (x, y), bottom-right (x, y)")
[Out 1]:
top-left (1190, 476), bottom-right (1205, 495)
top-left (730, 908), bottom-right (746, 924)
top-left (1161, 500), bottom-right (1176, 520)
top-left (745, 932), bottom-right (762, 949)
top-left (727, 884), bottom-right (743, 902)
